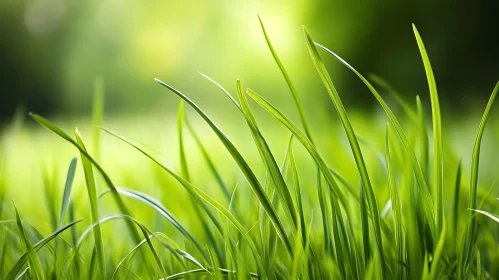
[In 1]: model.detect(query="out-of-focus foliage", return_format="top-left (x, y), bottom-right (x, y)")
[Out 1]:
top-left (1, 1), bottom-right (498, 119)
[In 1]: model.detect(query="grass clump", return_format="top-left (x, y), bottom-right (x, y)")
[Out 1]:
top-left (1, 17), bottom-right (499, 279)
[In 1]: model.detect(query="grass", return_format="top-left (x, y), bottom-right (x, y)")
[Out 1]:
top-left (1, 18), bottom-right (499, 279)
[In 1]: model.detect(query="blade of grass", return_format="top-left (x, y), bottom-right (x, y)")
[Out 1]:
top-left (101, 128), bottom-right (270, 277)
top-left (54, 157), bottom-right (77, 278)
top-left (416, 95), bottom-right (429, 182)
top-left (58, 158), bottom-right (77, 228)
top-left (452, 159), bottom-right (462, 253)
top-left (428, 222), bottom-right (447, 280)
top-left (237, 80), bottom-right (298, 229)
top-left (258, 15), bottom-right (313, 141)
top-left (313, 41), bottom-right (436, 238)
top-left (13, 206), bottom-right (44, 280)
top-left (198, 72), bottom-right (240, 111)
top-left (185, 116), bottom-right (232, 200)
top-left (75, 128), bottom-right (105, 278)
top-left (14, 266), bottom-right (29, 280)
top-left (177, 100), bottom-right (189, 180)
top-left (413, 24), bottom-right (444, 236)
top-left (154, 78), bottom-right (292, 256)
top-left (304, 28), bottom-right (385, 278)
top-left (165, 268), bottom-right (259, 280)
top-left (245, 88), bottom-right (350, 210)
top-left (177, 99), bottom-right (220, 261)
top-left (112, 233), bottom-right (187, 280)
top-left (29, 113), bottom-right (143, 244)
top-left (5, 219), bottom-right (82, 280)
top-left (461, 81), bottom-right (499, 275)
top-left (368, 73), bottom-right (418, 123)
top-left (102, 188), bottom-right (205, 256)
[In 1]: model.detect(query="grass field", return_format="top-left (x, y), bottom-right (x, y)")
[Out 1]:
top-left (1, 21), bottom-right (499, 279)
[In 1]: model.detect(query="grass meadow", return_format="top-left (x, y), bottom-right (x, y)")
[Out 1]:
top-left (1, 19), bottom-right (499, 279)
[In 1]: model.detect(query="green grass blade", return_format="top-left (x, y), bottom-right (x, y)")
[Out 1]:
top-left (461, 81), bottom-right (499, 273)
top-left (177, 100), bottom-right (190, 181)
top-left (58, 157), bottom-right (77, 228)
top-left (101, 128), bottom-right (269, 276)
top-left (237, 79), bottom-right (298, 229)
top-left (287, 136), bottom-right (307, 246)
top-left (452, 159), bottom-right (462, 252)
top-left (368, 73), bottom-right (418, 124)
top-left (428, 222), bottom-right (447, 280)
top-left (199, 72), bottom-right (240, 111)
top-left (258, 15), bottom-right (313, 142)
top-left (185, 116), bottom-right (232, 200)
top-left (177, 99), bottom-right (225, 263)
top-left (359, 184), bottom-right (370, 265)
top-left (413, 24), bottom-right (444, 236)
top-left (166, 268), bottom-right (259, 280)
top-left (14, 266), bottom-right (29, 280)
top-left (317, 169), bottom-right (333, 255)
top-left (29, 113), bottom-right (143, 244)
top-left (106, 187), bottom-right (206, 258)
top-left (13, 206), bottom-right (44, 280)
top-left (416, 95), bottom-right (429, 181)
top-left (154, 78), bottom-right (292, 256)
top-left (5, 219), bottom-right (82, 280)
top-left (470, 209), bottom-right (499, 223)
top-left (74, 128), bottom-right (105, 278)
top-left (313, 41), bottom-right (436, 238)
top-left (304, 27), bottom-right (385, 277)
top-left (112, 233), bottom-right (187, 280)
top-left (245, 88), bottom-right (350, 210)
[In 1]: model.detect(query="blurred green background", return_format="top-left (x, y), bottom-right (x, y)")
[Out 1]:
top-left (1, 0), bottom-right (499, 121)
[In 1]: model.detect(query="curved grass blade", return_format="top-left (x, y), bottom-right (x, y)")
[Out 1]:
top-left (14, 266), bottom-right (29, 280)
top-left (154, 78), bottom-right (292, 256)
top-left (58, 158), bottom-right (77, 228)
top-left (413, 24), bottom-right (444, 235)
top-left (112, 233), bottom-right (188, 280)
top-left (101, 128), bottom-right (270, 276)
top-left (470, 209), bottom-right (499, 223)
top-left (258, 15), bottom-right (313, 142)
top-left (199, 72), bottom-right (240, 111)
top-left (237, 80), bottom-right (298, 229)
top-left (5, 219), bottom-right (82, 280)
top-left (185, 116), bottom-right (232, 200)
top-left (368, 73), bottom-right (418, 123)
top-left (29, 113), bottom-right (144, 244)
top-left (461, 81), bottom-right (499, 273)
top-left (313, 41), bottom-right (436, 238)
top-left (245, 88), bottom-right (349, 209)
top-left (165, 268), bottom-right (259, 280)
top-left (102, 187), bottom-right (205, 256)
top-left (177, 99), bottom-right (222, 262)
top-left (13, 206), bottom-right (44, 280)
top-left (304, 28), bottom-right (385, 277)
top-left (428, 222), bottom-right (447, 280)
top-left (72, 214), bottom-right (177, 278)
top-left (75, 128), bottom-right (105, 278)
